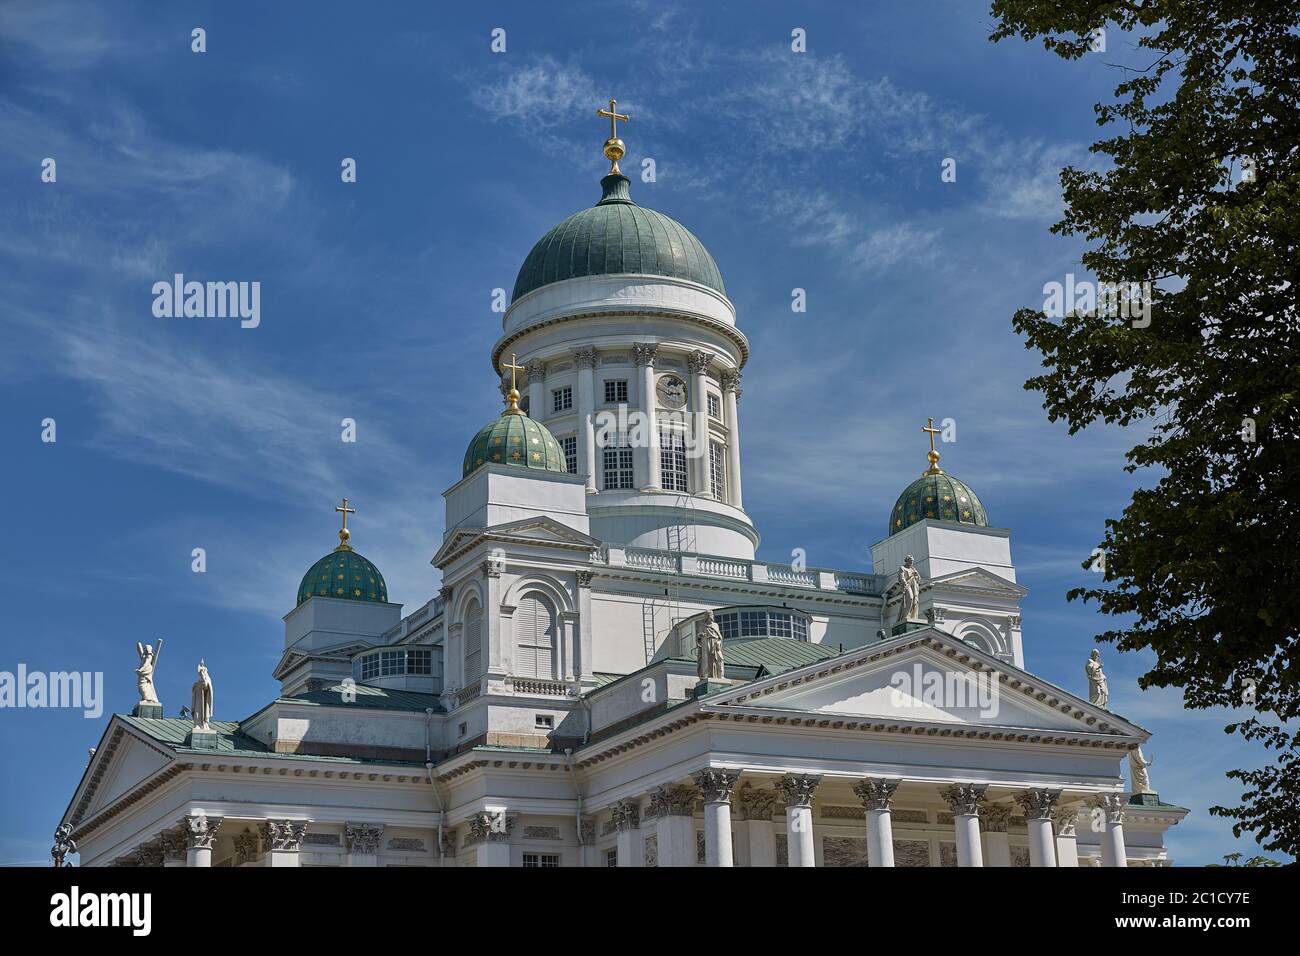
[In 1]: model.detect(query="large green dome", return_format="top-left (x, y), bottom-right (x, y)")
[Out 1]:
top-left (297, 548), bottom-right (388, 606)
top-left (889, 471), bottom-right (989, 535)
top-left (511, 173), bottom-right (725, 302)
top-left (464, 408), bottom-right (568, 478)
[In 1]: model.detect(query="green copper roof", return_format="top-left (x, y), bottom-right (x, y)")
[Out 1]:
top-left (464, 409), bottom-right (568, 477)
top-left (297, 548), bottom-right (388, 606)
top-left (889, 471), bottom-right (988, 535)
top-left (511, 173), bottom-right (725, 302)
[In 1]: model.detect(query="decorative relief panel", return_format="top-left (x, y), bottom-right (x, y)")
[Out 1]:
top-left (939, 841), bottom-right (959, 868)
top-left (894, 839), bottom-right (930, 868)
top-left (822, 836), bottom-right (870, 867)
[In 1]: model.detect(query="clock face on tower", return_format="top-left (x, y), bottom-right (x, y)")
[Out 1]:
top-left (656, 373), bottom-right (688, 409)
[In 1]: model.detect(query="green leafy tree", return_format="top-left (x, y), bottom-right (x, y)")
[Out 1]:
top-left (988, 1), bottom-right (1300, 857)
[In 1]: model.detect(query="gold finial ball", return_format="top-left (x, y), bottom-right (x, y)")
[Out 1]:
top-left (508, 387), bottom-right (521, 403)
top-left (603, 138), bottom-right (626, 163)
top-left (339, 526), bottom-right (351, 544)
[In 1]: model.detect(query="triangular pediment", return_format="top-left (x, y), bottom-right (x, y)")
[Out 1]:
top-left (707, 629), bottom-right (1142, 739)
top-left (433, 516), bottom-right (599, 566)
top-left (63, 719), bottom-right (176, 830)
top-left (927, 566), bottom-right (1027, 597)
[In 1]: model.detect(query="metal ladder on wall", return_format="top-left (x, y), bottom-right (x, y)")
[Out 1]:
top-left (639, 494), bottom-right (699, 666)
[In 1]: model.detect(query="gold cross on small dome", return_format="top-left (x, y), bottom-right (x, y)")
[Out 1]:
top-left (334, 497), bottom-right (356, 551)
top-left (501, 353), bottom-right (526, 414)
top-left (920, 417), bottom-right (944, 476)
top-left (597, 98), bottom-right (630, 174)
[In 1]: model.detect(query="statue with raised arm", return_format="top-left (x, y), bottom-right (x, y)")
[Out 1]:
top-left (191, 660), bottom-right (213, 732)
top-left (135, 640), bottom-right (163, 705)
top-left (1129, 746), bottom-right (1155, 794)
top-left (696, 611), bottom-right (725, 680)
top-left (893, 555), bottom-right (923, 626)
top-left (1086, 648), bottom-right (1109, 709)
top-left (51, 823), bottom-right (77, 868)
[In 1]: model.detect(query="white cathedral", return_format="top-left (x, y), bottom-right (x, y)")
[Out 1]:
top-left (59, 106), bottom-right (1186, 868)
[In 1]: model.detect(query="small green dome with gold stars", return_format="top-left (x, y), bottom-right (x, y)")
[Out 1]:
top-left (888, 417), bottom-right (989, 535)
top-left (297, 548), bottom-right (388, 606)
top-left (889, 471), bottom-right (988, 535)
top-left (296, 497), bottom-right (389, 606)
top-left (463, 407), bottom-right (568, 478)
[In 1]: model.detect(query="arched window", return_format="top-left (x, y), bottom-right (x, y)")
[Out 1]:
top-left (463, 598), bottom-right (483, 682)
top-left (514, 593), bottom-right (556, 679)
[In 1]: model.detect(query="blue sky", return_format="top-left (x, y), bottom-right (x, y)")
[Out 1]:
top-left (0, 0), bottom-right (1280, 865)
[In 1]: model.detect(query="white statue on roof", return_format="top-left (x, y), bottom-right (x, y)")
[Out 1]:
top-left (1129, 745), bottom-right (1155, 794)
top-left (893, 555), bottom-right (923, 626)
top-left (191, 661), bottom-right (213, 733)
top-left (696, 611), bottom-right (725, 680)
top-left (1086, 648), bottom-right (1109, 709)
top-left (135, 640), bottom-right (162, 705)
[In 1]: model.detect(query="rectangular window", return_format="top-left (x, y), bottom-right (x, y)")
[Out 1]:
top-left (709, 441), bottom-right (726, 500)
top-left (660, 429), bottom-right (688, 492)
top-left (560, 435), bottom-right (577, 475)
top-left (707, 393), bottom-right (722, 420)
top-left (552, 386), bottom-right (572, 413)
top-left (717, 613), bottom-right (739, 641)
top-left (381, 650), bottom-right (403, 677)
top-left (792, 616), bottom-right (808, 641)
top-left (604, 379), bottom-right (628, 404)
top-left (605, 848), bottom-right (618, 867)
top-left (740, 610), bottom-right (765, 637)
top-left (522, 853), bottom-right (560, 868)
top-left (408, 648), bottom-right (432, 675)
top-left (536, 714), bottom-right (554, 729)
top-left (602, 435), bottom-right (634, 490)
top-left (360, 655), bottom-right (379, 681)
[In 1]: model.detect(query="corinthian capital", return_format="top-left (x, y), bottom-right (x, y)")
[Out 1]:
top-left (573, 346), bottom-right (597, 369)
top-left (778, 773), bottom-right (822, 810)
top-left (260, 819), bottom-right (307, 852)
top-left (1017, 788), bottom-right (1062, 821)
top-left (688, 350), bottom-right (714, 375)
top-left (940, 783), bottom-right (987, 817)
top-left (180, 813), bottom-right (223, 850)
top-left (633, 342), bottom-right (658, 367)
top-left (693, 769), bottom-right (741, 804)
top-left (852, 777), bottom-right (900, 812)
top-left (720, 370), bottom-right (741, 393)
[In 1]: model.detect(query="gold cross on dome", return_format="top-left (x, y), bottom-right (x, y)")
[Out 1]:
top-left (501, 353), bottom-right (525, 392)
top-left (597, 98), bottom-right (629, 141)
top-left (597, 98), bottom-right (630, 173)
top-left (334, 497), bottom-right (356, 550)
top-left (920, 418), bottom-right (944, 476)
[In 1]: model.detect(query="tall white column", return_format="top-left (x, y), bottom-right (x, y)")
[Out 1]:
top-left (260, 820), bottom-right (306, 868)
top-left (1018, 789), bottom-right (1061, 867)
top-left (720, 370), bottom-right (743, 508)
top-left (635, 343), bottom-right (661, 491)
top-left (526, 360), bottom-right (546, 421)
top-left (1052, 806), bottom-right (1081, 867)
top-left (345, 822), bottom-right (384, 867)
top-left (575, 347), bottom-right (597, 492)
top-left (182, 814), bottom-right (222, 867)
top-left (471, 810), bottom-right (512, 867)
top-left (941, 784), bottom-right (987, 867)
top-left (853, 777), bottom-right (899, 867)
top-left (612, 800), bottom-right (642, 868)
top-left (1096, 794), bottom-right (1128, 867)
top-left (695, 769), bottom-right (739, 867)
top-left (981, 804), bottom-right (1013, 867)
top-left (779, 773), bottom-right (821, 867)
top-left (687, 350), bottom-right (713, 496)
top-left (576, 572), bottom-right (594, 680)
